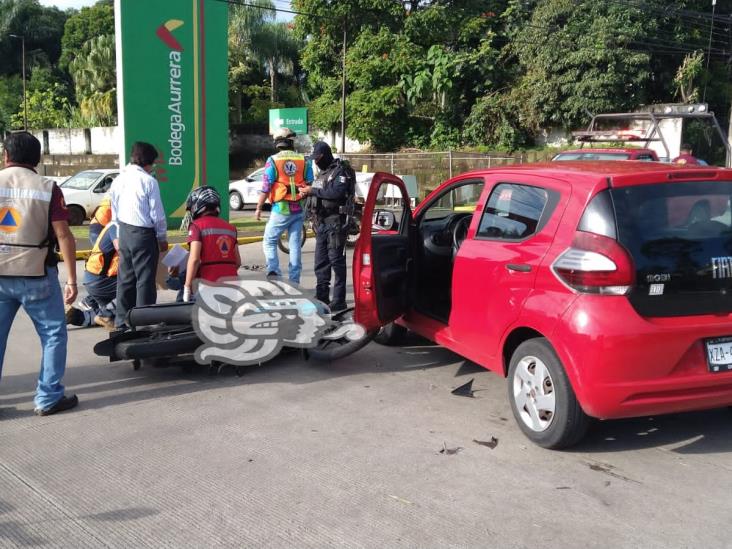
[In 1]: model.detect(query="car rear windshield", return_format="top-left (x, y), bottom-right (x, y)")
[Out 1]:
top-left (554, 152), bottom-right (631, 161)
top-left (61, 171), bottom-right (102, 190)
top-left (611, 181), bottom-right (732, 317)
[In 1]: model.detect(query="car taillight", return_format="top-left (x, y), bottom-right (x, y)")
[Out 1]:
top-left (552, 231), bottom-right (635, 295)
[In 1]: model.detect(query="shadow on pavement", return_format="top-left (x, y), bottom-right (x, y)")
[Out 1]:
top-left (0, 499), bottom-right (158, 546)
top-left (0, 341), bottom-right (462, 414)
top-left (572, 409), bottom-right (732, 454)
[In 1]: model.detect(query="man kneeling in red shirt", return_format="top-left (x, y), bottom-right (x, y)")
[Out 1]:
top-left (182, 186), bottom-right (241, 301)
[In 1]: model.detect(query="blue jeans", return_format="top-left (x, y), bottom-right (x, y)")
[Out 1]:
top-left (0, 267), bottom-right (68, 409)
top-left (263, 210), bottom-right (304, 283)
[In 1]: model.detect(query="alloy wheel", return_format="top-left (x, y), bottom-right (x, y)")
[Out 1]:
top-left (512, 354), bottom-right (556, 432)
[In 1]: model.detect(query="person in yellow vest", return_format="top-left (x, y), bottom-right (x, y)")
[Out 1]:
top-left (255, 128), bottom-right (313, 283)
top-left (88, 194), bottom-right (112, 244)
top-left (0, 131), bottom-right (79, 416)
top-left (65, 221), bottom-right (118, 329)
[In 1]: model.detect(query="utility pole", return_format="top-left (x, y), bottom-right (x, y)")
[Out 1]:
top-left (9, 34), bottom-right (27, 130)
top-left (340, 16), bottom-right (347, 154)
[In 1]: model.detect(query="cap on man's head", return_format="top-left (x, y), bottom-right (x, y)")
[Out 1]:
top-left (312, 141), bottom-right (334, 170)
top-left (312, 141), bottom-right (332, 157)
top-left (273, 127), bottom-right (296, 149)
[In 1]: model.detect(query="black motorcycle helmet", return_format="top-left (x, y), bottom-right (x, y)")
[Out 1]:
top-left (186, 185), bottom-right (221, 219)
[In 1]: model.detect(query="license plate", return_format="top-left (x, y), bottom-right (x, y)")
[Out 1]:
top-left (705, 337), bottom-right (732, 373)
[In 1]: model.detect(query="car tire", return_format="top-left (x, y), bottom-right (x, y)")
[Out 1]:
top-left (229, 191), bottom-right (243, 211)
top-left (507, 338), bottom-right (590, 449)
top-left (374, 322), bottom-right (407, 346)
top-left (68, 205), bottom-right (86, 226)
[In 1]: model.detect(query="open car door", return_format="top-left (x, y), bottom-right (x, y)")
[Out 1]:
top-left (353, 172), bottom-right (413, 331)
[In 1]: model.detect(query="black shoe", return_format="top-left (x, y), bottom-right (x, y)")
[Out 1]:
top-left (35, 394), bottom-right (79, 416)
top-left (330, 303), bottom-right (348, 314)
top-left (266, 271), bottom-right (280, 279)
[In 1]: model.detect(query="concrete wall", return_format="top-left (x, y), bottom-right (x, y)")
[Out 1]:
top-left (89, 127), bottom-right (120, 155)
top-left (316, 130), bottom-right (369, 153)
top-left (28, 126), bottom-right (120, 156)
top-left (38, 154), bottom-right (119, 178)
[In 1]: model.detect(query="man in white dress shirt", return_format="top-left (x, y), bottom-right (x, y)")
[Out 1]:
top-left (109, 142), bottom-right (168, 329)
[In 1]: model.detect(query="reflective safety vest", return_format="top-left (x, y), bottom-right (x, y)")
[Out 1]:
top-left (268, 151), bottom-right (309, 204)
top-left (85, 222), bottom-right (118, 277)
top-left (0, 167), bottom-right (54, 277)
top-left (190, 215), bottom-right (239, 282)
top-left (91, 196), bottom-right (112, 227)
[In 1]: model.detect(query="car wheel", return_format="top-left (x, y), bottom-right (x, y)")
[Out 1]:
top-left (229, 191), bottom-right (243, 211)
top-left (374, 322), bottom-right (407, 346)
top-left (68, 205), bottom-right (86, 226)
top-left (507, 338), bottom-right (590, 449)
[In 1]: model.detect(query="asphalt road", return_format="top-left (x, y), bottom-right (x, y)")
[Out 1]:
top-left (1, 241), bottom-right (732, 548)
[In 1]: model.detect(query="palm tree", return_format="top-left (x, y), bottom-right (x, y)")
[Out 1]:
top-left (250, 22), bottom-right (301, 103)
top-left (229, 1), bottom-right (302, 104)
top-left (69, 34), bottom-right (116, 126)
top-left (228, 0), bottom-right (274, 121)
top-left (229, 0), bottom-right (275, 50)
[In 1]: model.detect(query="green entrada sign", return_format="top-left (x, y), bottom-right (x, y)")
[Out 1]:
top-left (115, 0), bottom-right (229, 225)
top-left (269, 108), bottom-right (308, 136)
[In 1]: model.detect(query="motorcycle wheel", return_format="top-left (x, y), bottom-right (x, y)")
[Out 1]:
top-left (277, 228), bottom-right (308, 254)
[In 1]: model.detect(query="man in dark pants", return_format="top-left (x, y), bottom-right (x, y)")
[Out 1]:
top-left (301, 142), bottom-right (355, 312)
top-left (109, 142), bottom-right (168, 329)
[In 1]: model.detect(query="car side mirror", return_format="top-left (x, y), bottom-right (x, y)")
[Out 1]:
top-left (373, 209), bottom-right (396, 231)
top-left (246, 176), bottom-right (255, 182)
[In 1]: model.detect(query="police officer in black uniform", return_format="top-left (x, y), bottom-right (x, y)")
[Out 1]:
top-left (301, 142), bottom-right (355, 312)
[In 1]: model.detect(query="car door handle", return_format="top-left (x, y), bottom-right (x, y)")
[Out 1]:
top-left (506, 263), bottom-right (531, 273)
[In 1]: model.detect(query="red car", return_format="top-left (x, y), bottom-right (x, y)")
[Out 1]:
top-left (552, 148), bottom-right (659, 162)
top-left (354, 163), bottom-right (732, 448)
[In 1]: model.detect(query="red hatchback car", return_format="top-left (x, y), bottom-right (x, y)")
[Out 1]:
top-left (354, 163), bottom-right (732, 448)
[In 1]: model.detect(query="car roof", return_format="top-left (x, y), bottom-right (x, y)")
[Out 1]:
top-left (455, 161), bottom-right (732, 188)
top-left (556, 148), bottom-right (655, 154)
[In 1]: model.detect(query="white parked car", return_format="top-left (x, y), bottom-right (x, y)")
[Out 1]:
top-left (60, 169), bottom-right (119, 225)
top-left (228, 167), bottom-right (265, 210)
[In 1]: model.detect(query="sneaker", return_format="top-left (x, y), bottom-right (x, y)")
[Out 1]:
top-left (34, 394), bottom-right (79, 416)
top-left (94, 315), bottom-right (116, 331)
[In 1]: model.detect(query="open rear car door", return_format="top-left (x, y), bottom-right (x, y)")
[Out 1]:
top-left (353, 172), bottom-right (414, 332)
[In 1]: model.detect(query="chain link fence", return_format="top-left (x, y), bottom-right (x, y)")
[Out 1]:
top-left (339, 151), bottom-right (554, 199)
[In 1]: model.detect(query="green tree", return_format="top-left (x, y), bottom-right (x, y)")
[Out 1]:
top-left (10, 82), bottom-right (69, 128)
top-left (0, 0), bottom-right (68, 75)
top-left (250, 22), bottom-right (302, 103)
top-left (69, 34), bottom-right (116, 126)
top-left (0, 74), bottom-right (23, 131)
top-left (59, 0), bottom-right (114, 71)
top-left (295, 0), bottom-right (505, 150)
top-left (229, 1), bottom-right (303, 123)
